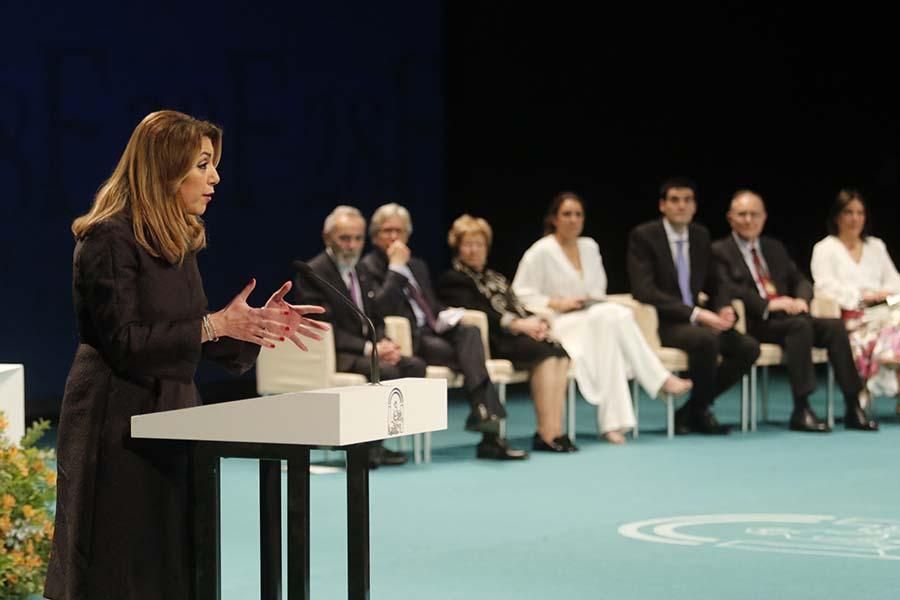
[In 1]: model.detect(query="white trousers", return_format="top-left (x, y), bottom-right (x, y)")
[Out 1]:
top-left (552, 302), bottom-right (669, 433)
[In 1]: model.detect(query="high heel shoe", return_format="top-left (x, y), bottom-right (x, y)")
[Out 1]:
top-left (554, 435), bottom-right (579, 452)
top-left (532, 433), bottom-right (567, 452)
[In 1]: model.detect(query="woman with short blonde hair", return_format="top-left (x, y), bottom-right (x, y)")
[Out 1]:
top-left (439, 214), bottom-right (574, 452)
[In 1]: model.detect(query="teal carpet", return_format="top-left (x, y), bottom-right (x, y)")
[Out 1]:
top-left (212, 369), bottom-right (900, 599)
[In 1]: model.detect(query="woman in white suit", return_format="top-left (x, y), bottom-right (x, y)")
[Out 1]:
top-left (512, 192), bottom-right (692, 443)
top-left (811, 189), bottom-right (900, 404)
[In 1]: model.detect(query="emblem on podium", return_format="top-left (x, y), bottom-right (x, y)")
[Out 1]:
top-left (387, 387), bottom-right (404, 435)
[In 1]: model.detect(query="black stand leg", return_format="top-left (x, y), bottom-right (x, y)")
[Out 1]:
top-left (287, 449), bottom-right (311, 600)
top-left (193, 443), bottom-right (221, 600)
top-left (346, 444), bottom-right (370, 600)
top-left (260, 460), bottom-right (282, 600)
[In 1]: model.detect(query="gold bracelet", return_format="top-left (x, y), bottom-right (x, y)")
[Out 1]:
top-left (203, 314), bottom-right (219, 342)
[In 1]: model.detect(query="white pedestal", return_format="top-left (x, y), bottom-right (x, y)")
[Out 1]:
top-left (132, 377), bottom-right (447, 446)
top-left (0, 364), bottom-right (25, 445)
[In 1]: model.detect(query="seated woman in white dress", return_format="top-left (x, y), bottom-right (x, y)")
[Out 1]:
top-left (810, 189), bottom-right (900, 406)
top-left (511, 192), bottom-right (692, 444)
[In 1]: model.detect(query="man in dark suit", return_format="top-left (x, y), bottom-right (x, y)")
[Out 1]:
top-left (627, 177), bottom-right (760, 434)
top-left (712, 190), bottom-right (877, 432)
top-left (359, 203), bottom-right (528, 460)
top-left (295, 206), bottom-right (426, 467)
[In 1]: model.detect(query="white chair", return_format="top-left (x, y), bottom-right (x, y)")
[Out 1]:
top-left (255, 329), bottom-right (424, 464)
top-left (625, 297), bottom-right (693, 438)
top-left (623, 294), bottom-right (753, 437)
top-left (256, 328), bottom-right (366, 393)
top-left (383, 313), bottom-right (536, 460)
top-left (734, 298), bottom-right (837, 430)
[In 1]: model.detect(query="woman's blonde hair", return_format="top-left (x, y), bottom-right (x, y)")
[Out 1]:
top-left (72, 110), bottom-right (222, 265)
top-left (447, 214), bottom-right (492, 251)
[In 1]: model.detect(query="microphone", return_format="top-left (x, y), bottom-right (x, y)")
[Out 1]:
top-left (293, 260), bottom-right (380, 385)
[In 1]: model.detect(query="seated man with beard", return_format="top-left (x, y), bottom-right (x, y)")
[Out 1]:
top-left (294, 205), bottom-right (426, 467)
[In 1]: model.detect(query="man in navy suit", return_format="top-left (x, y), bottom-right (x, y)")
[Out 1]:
top-left (295, 206), bottom-right (426, 467)
top-left (712, 190), bottom-right (877, 432)
top-left (359, 203), bottom-right (527, 460)
top-left (627, 177), bottom-right (760, 434)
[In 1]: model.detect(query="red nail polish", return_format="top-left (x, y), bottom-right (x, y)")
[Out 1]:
top-left (280, 336), bottom-right (285, 341)
top-left (284, 326), bottom-right (290, 331)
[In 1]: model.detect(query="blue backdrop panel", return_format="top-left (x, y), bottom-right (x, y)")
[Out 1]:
top-left (0, 1), bottom-right (445, 417)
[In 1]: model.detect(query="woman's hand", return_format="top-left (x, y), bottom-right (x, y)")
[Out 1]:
top-left (548, 296), bottom-right (586, 313)
top-left (863, 290), bottom-right (890, 306)
top-left (208, 279), bottom-right (328, 349)
top-left (264, 280), bottom-right (329, 351)
top-left (509, 316), bottom-right (549, 341)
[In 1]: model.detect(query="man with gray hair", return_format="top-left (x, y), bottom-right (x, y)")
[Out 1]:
top-left (294, 205), bottom-right (427, 467)
top-left (360, 203), bottom-right (528, 460)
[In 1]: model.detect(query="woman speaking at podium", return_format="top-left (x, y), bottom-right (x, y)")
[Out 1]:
top-left (44, 110), bottom-right (327, 600)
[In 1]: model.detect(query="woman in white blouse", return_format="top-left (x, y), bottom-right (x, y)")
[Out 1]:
top-left (512, 192), bottom-right (692, 443)
top-left (810, 189), bottom-right (900, 402)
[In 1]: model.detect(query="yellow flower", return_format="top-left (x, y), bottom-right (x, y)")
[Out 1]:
top-left (0, 514), bottom-right (11, 534)
top-left (22, 504), bottom-right (35, 519)
top-left (46, 471), bottom-right (58, 486)
top-left (1, 494), bottom-right (15, 509)
top-left (0, 414), bottom-right (8, 430)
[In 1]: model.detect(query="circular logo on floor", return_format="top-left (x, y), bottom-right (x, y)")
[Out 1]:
top-left (618, 514), bottom-right (900, 561)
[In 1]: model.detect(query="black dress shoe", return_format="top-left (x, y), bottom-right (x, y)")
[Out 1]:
top-left (844, 405), bottom-right (879, 431)
top-left (693, 409), bottom-right (731, 435)
top-left (554, 435), bottom-right (579, 452)
top-left (464, 404), bottom-right (501, 434)
top-left (674, 407), bottom-right (694, 435)
top-left (789, 407), bottom-right (831, 433)
top-left (367, 446), bottom-right (382, 469)
top-left (476, 437), bottom-right (529, 460)
top-left (378, 446), bottom-right (409, 465)
top-left (532, 433), bottom-right (566, 452)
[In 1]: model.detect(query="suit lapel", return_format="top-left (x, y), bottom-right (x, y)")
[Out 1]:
top-left (725, 235), bottom-right (756, 286)
top-left (651, 221), bottom-right (680, 293)
top-left (688, 225), bottom-right (702, 294)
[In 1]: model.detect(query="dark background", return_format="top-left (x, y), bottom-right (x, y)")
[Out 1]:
top-left (3, 2), bottom-right (899, 419)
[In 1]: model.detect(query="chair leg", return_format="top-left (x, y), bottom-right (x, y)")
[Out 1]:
top-left (412, 434), bottom-right (422, 464)
top-left (425, 432), bottom-right (432, 463)
top-left (750, 366), bottom-right (758, 432)
top-left (741, 374), bottom-right (749, 433)
top-left (666, 393), bottom-right (674, 439)
top-left (498, 382), bottom-right (507, 440)
top-left (761, 366), bottom-right (770, 422)
top-left (567, 377), bottom-right (576, 442)
top-left (826, 365), bottom-right (835, 429)
top-left (631, 379), bottom-right (640, 439)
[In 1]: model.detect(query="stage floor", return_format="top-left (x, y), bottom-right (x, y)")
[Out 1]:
top-left (208, 370), bottom-right (900, 599)
top-left (42, 369), bottom-right (900, 599)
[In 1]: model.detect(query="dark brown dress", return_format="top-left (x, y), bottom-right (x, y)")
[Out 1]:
top-left (436, 261), bottom-right (567, 370)
top-left (44, 215), bottom-right (259, 600)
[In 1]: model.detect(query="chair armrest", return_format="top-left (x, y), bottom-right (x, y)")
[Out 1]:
top-left (384, 316), bottom-right (413, 357)
top-left (460, 309), bottom-right (491, 360)
top-left (732, 299), bottom-right (747, 334)
top-left (629, 300), bottom-right (663, 350)
top-left (811, 295), bottom-right (840, 319)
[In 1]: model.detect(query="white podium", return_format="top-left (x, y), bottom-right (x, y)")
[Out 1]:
top-left (132, 377), bottom-right (446, 600)
top-left (0, 364), bottom-right (25, 445)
